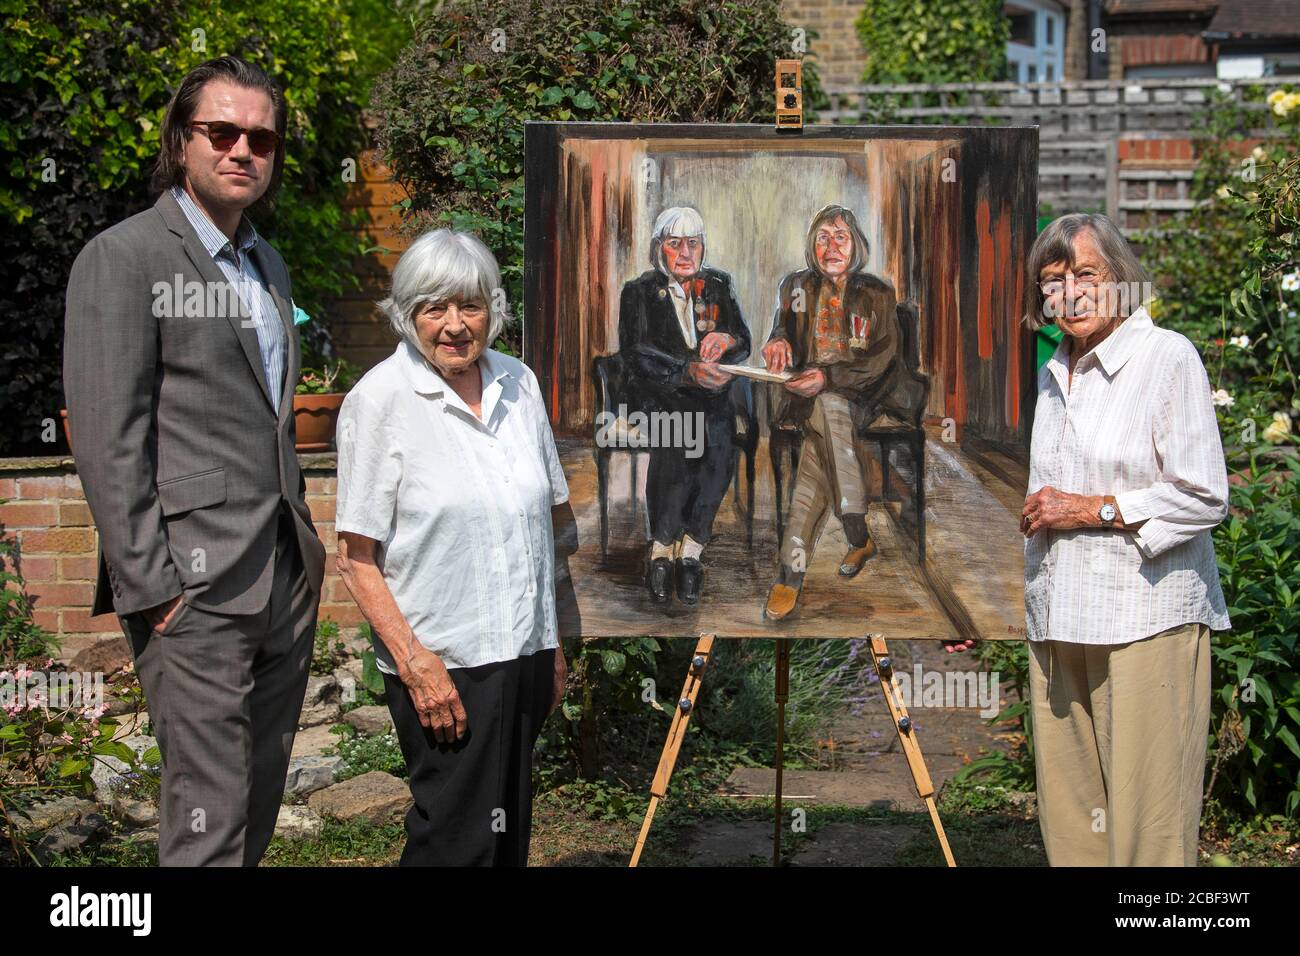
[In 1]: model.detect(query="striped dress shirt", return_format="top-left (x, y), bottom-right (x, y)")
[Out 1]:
top-left (170, 185), bottom-right (287, 411)
top-left (1025, 306), bottom-right (1231, 645)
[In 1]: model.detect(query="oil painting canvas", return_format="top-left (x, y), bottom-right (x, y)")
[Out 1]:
top-left (524, 123), bottom-right (1038, 641)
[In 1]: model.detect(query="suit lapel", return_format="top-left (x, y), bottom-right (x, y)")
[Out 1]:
top-left (155, 190), bottom-right (277, 411)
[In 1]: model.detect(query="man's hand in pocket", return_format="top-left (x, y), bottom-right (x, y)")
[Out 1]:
top-left (143, 594), bottom-right (184, 634)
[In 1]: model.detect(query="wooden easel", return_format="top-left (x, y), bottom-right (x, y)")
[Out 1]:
top-left (629, 632), bottom-right (956, 867)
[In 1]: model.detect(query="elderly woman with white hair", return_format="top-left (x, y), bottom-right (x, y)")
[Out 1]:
top-left (617, 205), bottom-right (750, 607)
top-left (1021, 212), bottom-right (1230, 866)
top-left (334, 229), bottom-right (569, 866)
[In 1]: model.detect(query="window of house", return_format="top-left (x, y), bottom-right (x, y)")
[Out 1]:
top-left (1009, 11), bottom-right (1035, 46)
top-left (1046, 15), bottom-right (1055, 46)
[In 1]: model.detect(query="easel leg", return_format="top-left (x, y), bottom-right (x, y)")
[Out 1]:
top-left (630, 633), bottom-right (715, 867)
top-left (868, 634), bottom-right (957, 867)
top-left (773, 638), bottom-right (791, 866)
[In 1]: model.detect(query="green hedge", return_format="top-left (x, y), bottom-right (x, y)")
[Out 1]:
top-left (0, 0), bottom-right (410, 455)
top-left (855, 0), bottom-right (1009, 84)
top-left (1142, 85), bottom-right (1300, 821)
top-left (370, 0), bottom-right (826, 355)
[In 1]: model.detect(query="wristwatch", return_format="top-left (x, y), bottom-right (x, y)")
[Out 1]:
top-left (1098, 494), bottom-right (1118, 527)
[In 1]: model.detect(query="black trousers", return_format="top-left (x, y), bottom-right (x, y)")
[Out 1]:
top-left (646, 404), bottom-right (734, 545)
top-left (383, 648), bottom-right (555, 866)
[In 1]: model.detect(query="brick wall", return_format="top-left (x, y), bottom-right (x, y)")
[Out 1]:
top-left (329, 144), bottom-right (411, 373)
top-left (781, 0), bottom-right (868, 88)
top-left (1, 455), bottom-right (356, 667)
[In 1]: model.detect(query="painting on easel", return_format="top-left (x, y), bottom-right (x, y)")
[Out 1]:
top-left (524, 123), bottom-right (1038, 641)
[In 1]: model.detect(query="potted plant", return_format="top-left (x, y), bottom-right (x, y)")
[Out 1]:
top-left (294, 358), bottom-right (361, 451)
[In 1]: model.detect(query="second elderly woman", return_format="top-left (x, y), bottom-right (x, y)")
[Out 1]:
top-left (335, 229), bottom-right (569, 866)
top-left (1021, 212), bottom-right (1230, 867)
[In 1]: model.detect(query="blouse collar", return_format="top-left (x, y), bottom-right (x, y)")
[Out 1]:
top-left (1046, 305), bottom-right (1154, 389)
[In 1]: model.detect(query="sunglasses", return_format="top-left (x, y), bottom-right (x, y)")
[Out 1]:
top-left (187, 120), bottom-right (280, 157)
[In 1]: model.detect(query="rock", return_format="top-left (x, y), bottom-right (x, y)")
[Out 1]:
top-left (53, 634), bottom-right (111, 667)
top-left (90, 733), bottom-right (159, 802)
top-left (121, 825), bottom-right (159, 849)
top-left (16, 795), bottom-right (99, 834)
top-left (285, 754), bottom-right (343, 797)
top-left (274, 805), bottom-right (324, 841)
top-left (340, 631), bottom-right (371, 657)
top-left (308, 771), bottom-right (411, 825)
top-left (299, 675), bottom-right (342, 727)
top-left (110, 796), bottom-right (159, 828)
top-left (335, 658), bottom-right (364, 685)
top-left (1007, 791), bottom-right (1038, 813)
top-left (103, 694), bottom-right (135, 718)
top-left (333, 660), bottom-right (364, 705)
top-left (70, 636), bottom-right (133, 676)
top-left (291, 723), bottom-right (343, 759)
top-left (37, 812), bottom-right (110, 857)
top-left (109, 710), bottom-right (151, 739)
top-left (343, 705), bottom-right (393, 737)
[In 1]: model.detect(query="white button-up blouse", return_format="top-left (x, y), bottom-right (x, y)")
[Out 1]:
top-left (1025, 307), bottom-right (1231, 645)
top-left (336, 341), bottom-right (570, 672)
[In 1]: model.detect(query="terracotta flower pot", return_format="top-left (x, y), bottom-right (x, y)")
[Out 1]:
top-left (293, 393), bottom-right (346, 451)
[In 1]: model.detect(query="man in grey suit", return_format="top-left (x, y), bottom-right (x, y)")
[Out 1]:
top-left (63, 56), bottom-right (325, 866)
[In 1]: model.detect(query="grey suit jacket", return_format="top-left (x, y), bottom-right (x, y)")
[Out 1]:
top-left (63, 189), bottom-right (326, 617)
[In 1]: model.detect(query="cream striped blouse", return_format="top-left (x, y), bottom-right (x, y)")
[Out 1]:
top-left (1025, 307), bottom-right (1231, 644)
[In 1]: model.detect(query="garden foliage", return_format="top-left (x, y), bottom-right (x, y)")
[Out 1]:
top-left (0, 0), bottom-right (410, 455)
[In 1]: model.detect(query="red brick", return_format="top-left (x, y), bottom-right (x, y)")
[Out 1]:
top-left (315, 524), bottom-right (337, 550)
top-left (16, 556), bottom-right (57, 582)
top-left (19, 528), bottom-right (96, 554)
top-left (0, 503), bottom-right (58, 528)
top-left (17, 476), bottom-right (78, 499)
top-left (61, 608), bottom-right (122, 633)
top-left (316, 602), bottom-right (365, 626)
top-left (305, 476), bottom-right (336, 494)
top-left (32, 608), bottom-right (60, 632)
top-left (27, 581), bottom-right (94, 607)
top-left (306, 495), bottom-right (336, 522)
top-left (59, 502), bottom-right (93, 526)
top-left (60, 556), bottom-right (100, 581)
top-left (327, 576), bottom-right (355, 602)
top-left (0, 478), bottom-right (17, 498)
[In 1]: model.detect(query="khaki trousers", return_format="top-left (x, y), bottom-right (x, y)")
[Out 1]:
top-left (1028, 622), bottom-right (1211, 867)
top-left (780, 391), bottom-right (869, 568)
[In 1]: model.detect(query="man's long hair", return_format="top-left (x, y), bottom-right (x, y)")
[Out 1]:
top-left (150, 55), bottom-right (288, 212)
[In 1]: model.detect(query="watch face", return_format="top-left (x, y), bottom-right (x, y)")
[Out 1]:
top-left (1100, 503), bottom-right (1117, 522)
